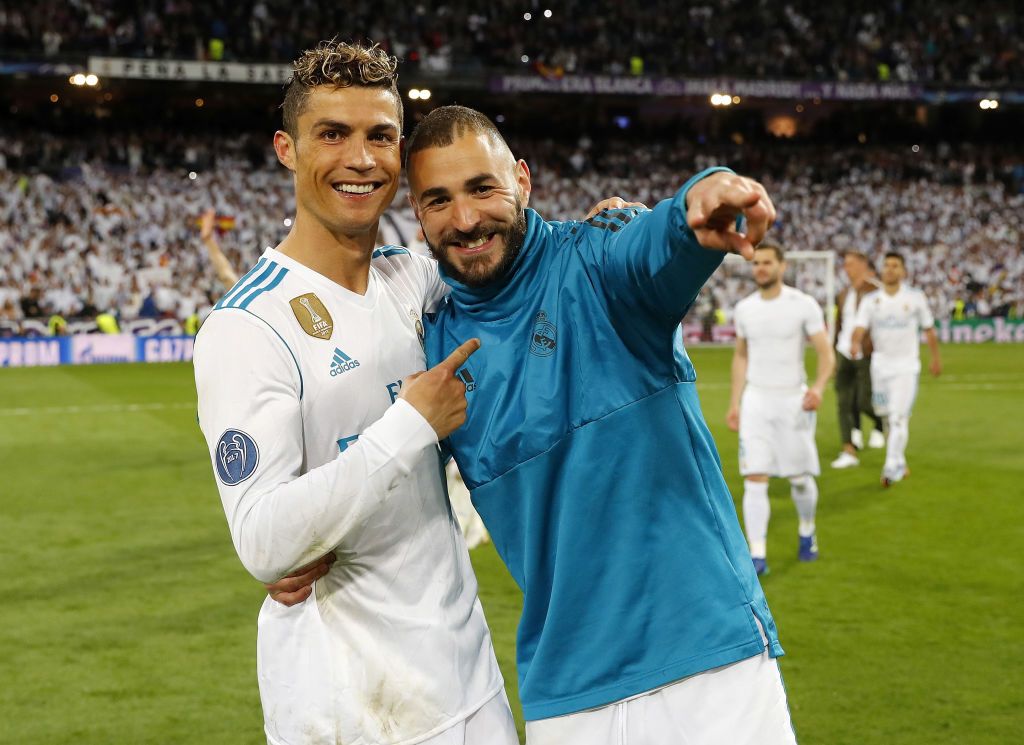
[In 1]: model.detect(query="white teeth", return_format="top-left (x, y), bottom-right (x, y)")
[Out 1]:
top-left (335, 183), bottom-right (374, 194)
top-left (464, 236), bottom-right (489, 249)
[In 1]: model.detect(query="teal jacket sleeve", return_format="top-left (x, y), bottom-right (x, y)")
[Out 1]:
top-left (576, 167), bottom-right (732, 328)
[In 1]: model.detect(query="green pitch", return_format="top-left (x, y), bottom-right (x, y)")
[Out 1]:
top-left (0, 346), bottom-right (1021, 743)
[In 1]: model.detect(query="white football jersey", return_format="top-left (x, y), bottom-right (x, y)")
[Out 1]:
top-left (194, 247), bottom-right (503, 745)
top-left (854, 284), bottom-right (934, 376)
top-left (734, 285), bottom-right (825, 389)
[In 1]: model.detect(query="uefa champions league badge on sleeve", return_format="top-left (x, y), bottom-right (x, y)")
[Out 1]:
top-left (215, 429), bottom-right (259, 485)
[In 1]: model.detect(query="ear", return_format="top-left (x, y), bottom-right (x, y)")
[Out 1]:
top-left (407, 190), bottom-right (420, 221)
top-left (273, 130), bottom-right (296, 172)
top-left (515, 159), bottom-right (532, 208)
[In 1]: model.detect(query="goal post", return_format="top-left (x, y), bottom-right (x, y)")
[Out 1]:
top-left (721, 250), bottom-right (838, 335)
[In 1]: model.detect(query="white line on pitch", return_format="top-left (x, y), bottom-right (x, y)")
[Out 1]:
top-left (0, 402), bottom-right (195, 417)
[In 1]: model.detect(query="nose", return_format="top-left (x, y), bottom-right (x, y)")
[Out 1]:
top-left (451, 196), bottom-right (481, 234)
top-left (342, 136), bottom-right (375, 173)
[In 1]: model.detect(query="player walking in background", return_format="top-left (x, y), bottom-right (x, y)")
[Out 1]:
top-left (831, 250), bottom-right (884, 469)
top-left (406, 107), bottom-right (797, 744)
top-left (852, 252), bottom-right (941, 487)
top-left (194, 42), bottom-right (518, 745)
top-left (727, 244), bottom-right (835, 576)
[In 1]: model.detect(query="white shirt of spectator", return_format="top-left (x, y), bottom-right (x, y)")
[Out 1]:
top-left (855, 283), bottom-right (935, 377)
top-left (194, 247), bottom-right (502, 744)
top-left (734, 285), bottom-right (825, 389)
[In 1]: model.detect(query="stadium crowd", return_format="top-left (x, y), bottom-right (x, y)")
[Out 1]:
top-left (1, 131), bottom-right (1022, 334)
top-left (2, 0), bottom-right (1022, 84)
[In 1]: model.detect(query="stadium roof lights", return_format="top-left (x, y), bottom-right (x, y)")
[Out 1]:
top-left (710, 93), bottom-right (740, 107)
top-left (979, 98), bottom-right (1000, 110)
top-left (408, 88), bottom-right (432, 101)
top-left (69, 73), bottom-right (99, 87)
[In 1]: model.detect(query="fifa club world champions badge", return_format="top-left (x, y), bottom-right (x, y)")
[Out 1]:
top-left (289, 293), bottom-right (334, 340)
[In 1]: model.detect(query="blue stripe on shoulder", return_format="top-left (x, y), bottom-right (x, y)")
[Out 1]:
top-left (238, 266), bottom-right (289, 309)
top-left (377, 247), bottom-right (411, 258)
top-left (215, 257), bottom-right (267, 309)
top-left (224, 260), bottom-right (278, 309)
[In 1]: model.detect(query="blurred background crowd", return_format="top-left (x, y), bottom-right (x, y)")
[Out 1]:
top-left (1, 131), bottom-right (1021, 334)
top-left (1, 0), bottom-right (1022, 336)
top-left (3, 0), bottom-right (1022, 82)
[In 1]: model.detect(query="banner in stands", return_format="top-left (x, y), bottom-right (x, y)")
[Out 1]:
top-left (491, 75), bottom-right (926, 100)
top-left (0, 336), bottom-right (194, 368)
top-left (87, 56), bottom-right (291, 84)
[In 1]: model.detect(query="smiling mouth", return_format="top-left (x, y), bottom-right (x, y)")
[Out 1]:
top-left (450, 233), bottom-right (496, 254)
top-left (333, 182), bottom-right (382, 196)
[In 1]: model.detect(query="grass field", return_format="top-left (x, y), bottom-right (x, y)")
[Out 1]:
top-left (1, 345), bottom-right (1022, 744)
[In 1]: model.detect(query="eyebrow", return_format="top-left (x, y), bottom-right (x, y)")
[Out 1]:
top-left (311, 119), bottom-right (351, 132)
top-left (418, 172), bottom-right (499, 203)
top-left (310, 120), bottom-right (399, 135)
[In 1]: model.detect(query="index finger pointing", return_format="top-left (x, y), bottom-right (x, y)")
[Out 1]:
top-left (437, 338), bottom-right (481, 373)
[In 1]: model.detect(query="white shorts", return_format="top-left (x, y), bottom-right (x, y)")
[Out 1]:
top-left (421, 689), bottom-right (518, 745)
top-left (525, 651), bottom-right (797, 745)
top-left (739, 387), bottom-right (820, 478)
top-left (870, 371), bottom-right (918, 419)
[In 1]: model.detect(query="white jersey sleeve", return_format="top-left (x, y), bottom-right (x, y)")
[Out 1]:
top-left (854, 291), bottom-right (877, 330)
top-left (194, 308), bottom-right (438, 583)
top-left (802, 293), bottom-right (826, 337)
top-left (734, 298), bottom-right (749, 339)
top-left (915, 291), bottom-right (935, 330)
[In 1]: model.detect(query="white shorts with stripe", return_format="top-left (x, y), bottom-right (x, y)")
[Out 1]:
top-left (739, 386), bottom-right (820, 478)
top-left (420, 689), bottom-right (518, 745)
top-left (525, 651), bottom-right (797, 745)
top-left (870, 371), bottom-right (918, 419)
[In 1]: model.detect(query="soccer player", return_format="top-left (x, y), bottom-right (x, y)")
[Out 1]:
top-left (851, 252), bottom-right (941, 486)
top-left (831, 250), bottom-right (884, 469)
top-left (193, 42), bottom-right (519, 745)
top-left (726, 244), bottom-right (836, 575)
top-left (405, 107), bottom-right (796, 744)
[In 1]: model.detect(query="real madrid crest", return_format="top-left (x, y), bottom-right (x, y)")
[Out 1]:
top-left (409, 308), bottom-right (425, 350)
top-left (289, 293), bottom-right (334, 340)
top-left (529, 310), bottom-right (557, 357)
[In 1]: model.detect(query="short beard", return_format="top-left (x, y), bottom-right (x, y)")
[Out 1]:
top-left (755, 274), bottom-right (782, 290)
top-left (427, 200), bottom-right (527, 288)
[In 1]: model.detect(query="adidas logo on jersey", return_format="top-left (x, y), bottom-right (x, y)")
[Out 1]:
top-left (330, 348), bottom-right (361, 376)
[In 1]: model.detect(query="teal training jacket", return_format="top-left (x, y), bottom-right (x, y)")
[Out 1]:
top-left (425, 170), bottom-right (783, 721)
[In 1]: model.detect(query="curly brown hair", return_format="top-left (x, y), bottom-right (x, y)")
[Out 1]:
top-left (281, 39), bottom-right (401, 138)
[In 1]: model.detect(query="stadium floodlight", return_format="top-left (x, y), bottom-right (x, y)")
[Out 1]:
top-left (979, 98), bottom-right (999, 110)
top-left (710, 93), bottom-right (733, 107)
top-left (84, 74), bottom-right (99, 86)
top-left (521, 54), bottom-right (530, 63)
top-left (408, 89), bottom-right (421, 100)
top-left (283, 218), bottom-right (293, 227)
top-left (419, 89), bottom-right (432, 100)
top-left (524, 12), bottom-right (532, 20)
top-left (544, 9), bottom-right (553, 17)
top-left (69, 73), bottom-right (86, 86)
top-left (732, 95), bottom-right (741, 104)
top-left (188, 171), bottom-right (198, 180)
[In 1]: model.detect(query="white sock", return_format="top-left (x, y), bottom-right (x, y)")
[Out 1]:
top-left (742, 479), bottom-right (770, 558)
top-left (886, 415), bottom-right (909, 472)
top-left (789, 475), bottom-right (818, 537)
